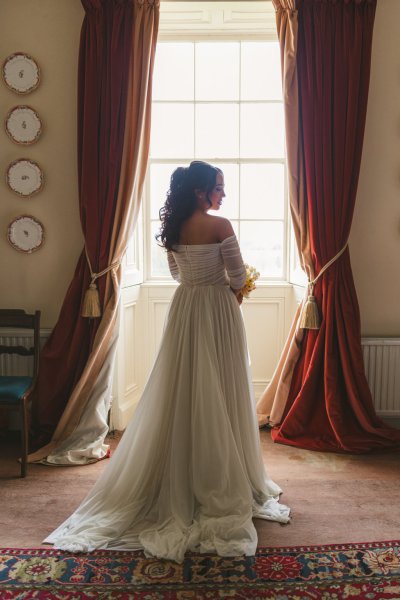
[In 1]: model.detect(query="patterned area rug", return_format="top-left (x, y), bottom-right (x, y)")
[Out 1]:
top-left (1, 541), bottom-right (400, 599)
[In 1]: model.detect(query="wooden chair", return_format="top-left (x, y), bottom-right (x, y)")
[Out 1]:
top-left (0, 309), bottom-right (41, 477)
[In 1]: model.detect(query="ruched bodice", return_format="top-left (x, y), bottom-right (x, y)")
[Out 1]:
top-left (168, 234), bottom-right (247, 289)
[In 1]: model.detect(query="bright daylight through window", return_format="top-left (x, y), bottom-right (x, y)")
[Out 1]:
top-left (147, 39), bottom-right (287, 281)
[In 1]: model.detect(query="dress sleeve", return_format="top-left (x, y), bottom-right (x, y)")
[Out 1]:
top-left (220, 235), bottom-right (246, 290)
top-left (167, 250), bottom-right (181, 282)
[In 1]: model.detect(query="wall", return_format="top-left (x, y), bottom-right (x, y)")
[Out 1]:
top-left (0, 0), bottom-right (84, 328)
top-left (351, 0), bottom-right (400, 337)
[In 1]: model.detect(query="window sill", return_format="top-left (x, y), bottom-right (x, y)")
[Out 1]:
top-left (140, 280), bottom-right (296, 288)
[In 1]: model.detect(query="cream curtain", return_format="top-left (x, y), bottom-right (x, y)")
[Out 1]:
top-left (29, 0), bottom-right (159, 464)
top-left (257, 0), bottom-right (312, 427)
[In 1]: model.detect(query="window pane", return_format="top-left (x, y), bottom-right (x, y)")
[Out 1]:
top-left (240, 221), bottom-right (284, 278)
top-left (195, 104), bottom-right (239, 158)
top-left (153, 43), bottom-right (194, 101)
top-left (240, 103), bottom-right (284, 159)
top-left (240, 163), bottom-right (284, 220)
top-left (150, 162), bottom-right (190, 220)
top-left (289, 224), bottom-right (308, 286)
top-left (151, 221), bottom-right (170, 277)
top-left (151, 104), bottom-right (194, 158)
top-left (208, 163), bottom-right (239, 219)
top-left (147, 38), bottom-right (288, 282)
top-left (241, 42), bottom-right (282, 101)
top-left (196, 42), bottom-right (239, 101)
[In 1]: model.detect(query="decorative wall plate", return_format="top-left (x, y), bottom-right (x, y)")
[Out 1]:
top-left (2, 53), bottom-right (40, 94)
top-left (6, 159), bottom-right (44, 197)
top-left (5, 106), bottom-right (42, 144)
top-left (7, 215), bottom-right (44, 253)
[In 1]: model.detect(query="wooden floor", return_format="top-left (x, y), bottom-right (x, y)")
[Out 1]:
top-left (1, 429), bottom-right (400, 548)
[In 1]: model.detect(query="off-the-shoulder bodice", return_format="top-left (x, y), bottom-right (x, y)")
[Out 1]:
top-left (169, 234), bottom-right (246, 289)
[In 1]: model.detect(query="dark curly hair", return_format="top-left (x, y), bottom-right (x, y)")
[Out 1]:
top-left (156, 161), bottom-right (222, 251)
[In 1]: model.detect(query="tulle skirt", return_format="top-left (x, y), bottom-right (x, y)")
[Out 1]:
top-left (45, 284), bottom-right (290, 563)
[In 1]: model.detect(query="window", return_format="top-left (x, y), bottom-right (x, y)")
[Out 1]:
top-left (147, 36), bottom-right (287, 281)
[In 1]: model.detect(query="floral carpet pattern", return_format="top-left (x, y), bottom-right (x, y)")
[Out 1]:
top-left (0, 541), bottom-right (400, 599)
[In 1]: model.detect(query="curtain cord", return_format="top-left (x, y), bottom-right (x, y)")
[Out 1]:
top-left (308, 241), bottom-right (348, 292)
top-left (300, 242), bottom-right (348, 330)
top-left (85, 247), bottom-right (121, 285)
top-left (81, 248), bottom-right (121, 318)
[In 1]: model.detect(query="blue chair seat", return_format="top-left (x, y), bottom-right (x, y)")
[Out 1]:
top-left (0, 376), bottom-right (32, 402)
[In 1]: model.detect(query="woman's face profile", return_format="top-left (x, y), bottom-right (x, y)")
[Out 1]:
top-left (207, 172), bottom-right (225, 211)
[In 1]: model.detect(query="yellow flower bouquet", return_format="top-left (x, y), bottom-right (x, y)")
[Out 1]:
top-left (241, 264), bottom-right (260, 298)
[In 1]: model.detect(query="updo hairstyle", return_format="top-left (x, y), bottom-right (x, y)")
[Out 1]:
top-left (156, 161), bottom-right (222, 251)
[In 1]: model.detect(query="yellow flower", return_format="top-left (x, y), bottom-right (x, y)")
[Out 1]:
top-left (241, 263), bottom-right (260, 298)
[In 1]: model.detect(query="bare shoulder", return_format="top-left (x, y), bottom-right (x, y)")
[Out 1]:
top-left (211, 216), bottom-right (235, 242)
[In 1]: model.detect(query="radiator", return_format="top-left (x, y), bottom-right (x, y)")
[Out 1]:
top-left (0, 328), bottom-right (50, 376)
top-left (0, 329), bottom-right (50, 429)
top-left (361, 338), bottom-right (400, 418)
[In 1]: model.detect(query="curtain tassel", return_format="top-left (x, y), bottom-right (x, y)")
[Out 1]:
top-left (82, 248), bottom-right (121, 318)
top-left (300, 242), bottom-right (349, 331)
top-left (299, 284), bottom-right (320, 330)
top-left (82, 280), bottom-right (101, 318)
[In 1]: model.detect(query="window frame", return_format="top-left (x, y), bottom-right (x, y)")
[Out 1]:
top-left (143, 42), bottom-right (290, 285)
top-left (128, 1), bottom-right (299, 288)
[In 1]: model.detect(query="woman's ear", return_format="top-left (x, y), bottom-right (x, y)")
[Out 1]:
top-left (194, 188), bottom-right (205, 200)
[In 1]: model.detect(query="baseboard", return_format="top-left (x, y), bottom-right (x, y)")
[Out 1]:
top-left (379, 415), bottom-right (400, 429)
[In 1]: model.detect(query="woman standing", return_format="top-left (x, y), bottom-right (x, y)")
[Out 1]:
top-left (45, 161), bottom-right (290, 563)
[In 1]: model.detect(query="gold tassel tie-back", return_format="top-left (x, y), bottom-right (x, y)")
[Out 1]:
top-left (82, 282), bottom-right (102, 318)
top-left (300, 242), bottom-right (348, 330)
top-left (81, 248), bottom-right (121, 318)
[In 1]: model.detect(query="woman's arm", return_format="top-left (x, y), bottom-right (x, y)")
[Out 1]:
top-left (167, 250), bottom-right (181, 282)
top-left (218, 221), bottom-right (246, 303)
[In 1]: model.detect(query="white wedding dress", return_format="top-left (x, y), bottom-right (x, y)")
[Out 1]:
top-left (45, 234), bottom-right (290, 563)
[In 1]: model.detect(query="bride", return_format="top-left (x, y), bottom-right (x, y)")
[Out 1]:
top-left (45, 160), bottom-right (290, 563)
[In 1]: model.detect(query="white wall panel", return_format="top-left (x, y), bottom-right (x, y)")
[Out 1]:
top-left (113, 283), bottom-right (297, 428)
top-left (111, 285), bottom-right (142, 430)
top-left (159, 2), bottom-right (277, 39)
top-left (123, 304), bottom-right (137, 393)
top-left (242, 298), bottom-right (284, 382)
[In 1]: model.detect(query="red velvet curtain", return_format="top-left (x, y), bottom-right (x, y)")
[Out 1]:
top-left (272, 0), bottom-right (400, 453)
top-left (31, 0), bottom-right (135, 447)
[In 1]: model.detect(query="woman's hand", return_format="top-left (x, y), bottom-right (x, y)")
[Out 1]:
top-left (231, 288), bottom-right (243, 305)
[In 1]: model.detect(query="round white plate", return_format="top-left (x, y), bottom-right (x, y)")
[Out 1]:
top-left (2, 53), bottom-right (40, 94)
top-left (7, 215), bottom-right (44, 253)
top-left (6, 159), bottom-right (44, 196)
top-left (5, 106), bottom-right (42, 144)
